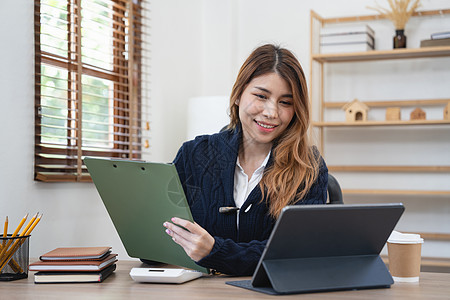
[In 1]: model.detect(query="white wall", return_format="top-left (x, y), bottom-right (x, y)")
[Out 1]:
top-left (148, 0), bottom-right (204, 162)
top-left (0, 0), bottom-right (204, 260)
top-left (0, 0), bottom-right (449, 260)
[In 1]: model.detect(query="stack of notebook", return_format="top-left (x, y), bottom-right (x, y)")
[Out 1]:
top-left (29, 246), bottom-right (117, 283)
top-left (320, 24), bottom-right (375, 54)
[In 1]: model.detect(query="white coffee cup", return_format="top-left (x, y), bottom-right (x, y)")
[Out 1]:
top-left (387, 231), bottom-right (424, 283)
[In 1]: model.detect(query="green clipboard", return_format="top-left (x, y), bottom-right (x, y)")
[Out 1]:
top-left (84, 157), bottom-right (208, 273)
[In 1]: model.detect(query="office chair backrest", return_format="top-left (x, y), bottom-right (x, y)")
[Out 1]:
top-left (327, 173), bottom-right (343, 204)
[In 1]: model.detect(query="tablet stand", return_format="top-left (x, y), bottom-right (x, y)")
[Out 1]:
top-left (228, 255), bottom-right (393, 295)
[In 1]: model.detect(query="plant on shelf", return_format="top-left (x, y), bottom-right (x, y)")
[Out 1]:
top-left (368, 0), bottom-right (421, 49)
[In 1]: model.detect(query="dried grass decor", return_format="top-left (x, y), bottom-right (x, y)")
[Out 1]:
top-left (368, 0), bottom-right (421, 29)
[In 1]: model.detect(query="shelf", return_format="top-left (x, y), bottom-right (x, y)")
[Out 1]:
top-left (323, 98), bottom-right (450, 109)
top-left (35, 172), bottom-right (92, 182)
top-left (342, 189), bottom-right (450, 196)
top-left (318, 9), bottom-right (450, 24)
top-left (312, 46), bottom-right (450, 63)
top-left (382, 256), bottom-right (450, 270)
top-left (312, 120), bottom-right (450, 127)
top-left (329, 166), bottom-right (450, 173)
top-left (405, 232), bottom-right (450, 241)
top-left (420, 257), bottom-right (450, 270)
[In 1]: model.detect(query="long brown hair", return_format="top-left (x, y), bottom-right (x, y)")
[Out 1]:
top-left (229, 44), bottom-right (319, 218)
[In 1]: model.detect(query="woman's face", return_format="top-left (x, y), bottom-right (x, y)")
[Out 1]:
top-left (238, 72), bottom-right (295, 148)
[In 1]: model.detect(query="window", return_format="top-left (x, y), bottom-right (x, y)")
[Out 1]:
top-left (34, 0), bottom-right (150, 182)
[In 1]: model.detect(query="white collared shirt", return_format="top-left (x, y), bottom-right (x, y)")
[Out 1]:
top-left (233, 152), bottom-right (271, 209)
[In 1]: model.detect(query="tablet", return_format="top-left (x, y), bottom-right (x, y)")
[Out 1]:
top-left (227, 203), bottom-right (405, 295)
top-left (84, 157), bottom-right (208, 273)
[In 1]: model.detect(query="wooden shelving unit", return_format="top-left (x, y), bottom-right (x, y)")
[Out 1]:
top-left (309, 8), bottom-right (450, 193)
top-left (309, 9), bottom-right (450, 253)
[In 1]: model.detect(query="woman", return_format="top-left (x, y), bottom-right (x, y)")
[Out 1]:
top-left (163, 44), bottom-right (328, 276)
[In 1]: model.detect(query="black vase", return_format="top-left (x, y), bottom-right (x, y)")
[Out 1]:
top-left (393, 29), bottom-right (406, 49)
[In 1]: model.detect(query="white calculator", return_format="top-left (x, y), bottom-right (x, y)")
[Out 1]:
top-left (129, 268), bottom-right (203, 284)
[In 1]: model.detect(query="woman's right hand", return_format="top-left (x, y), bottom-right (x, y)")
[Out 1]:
top-left (163, 217), bottom-right (215, 262)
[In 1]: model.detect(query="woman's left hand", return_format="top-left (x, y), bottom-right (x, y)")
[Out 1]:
top-left (163, 217), bottom-right (215, 262)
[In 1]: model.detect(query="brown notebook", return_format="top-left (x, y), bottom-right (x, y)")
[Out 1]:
top-left (29, 254), bottom-right (118, 272)
top-left (39, 247), bottom-right (112, 261)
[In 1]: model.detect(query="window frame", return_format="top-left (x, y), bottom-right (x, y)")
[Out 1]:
top-left (34, 0), bottom-right (148, 182)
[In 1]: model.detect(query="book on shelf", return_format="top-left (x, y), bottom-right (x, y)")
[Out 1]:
top-left (320, 42), bottom-right (374, 54)
top-left (431, 31), bottom-right (450, 40)
top-left (29, 253), bottom-right (118, 272)
top-left (39, 246), bottom-right (112, 261)
top-left (320, 32), bottom-right (374, 46)
top-left (34, 263), bottom-right (116, 284)
top-left (320, 24), bottom-right (375, 37)
top-left (420, 38), bottom-right (450, 48)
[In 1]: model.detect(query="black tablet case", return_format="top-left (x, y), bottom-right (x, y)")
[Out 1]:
top-left (226, 203), bottom-right (404, 295)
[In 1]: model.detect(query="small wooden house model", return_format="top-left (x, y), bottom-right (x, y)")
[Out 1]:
top-left (410, 107), bottom-right (426, 120)
top-left (342, 99), bottom-right (369, 122)
top-left (444, 102), bottom-right (450, 120)
top-left (386, 107), bottom-right (401, 121)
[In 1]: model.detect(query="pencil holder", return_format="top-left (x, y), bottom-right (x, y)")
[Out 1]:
top-left (0, 235), bottom-right (30, 281)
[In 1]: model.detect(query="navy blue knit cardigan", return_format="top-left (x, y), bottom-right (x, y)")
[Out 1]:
top-left (173, 127), bottom-right (328, 276)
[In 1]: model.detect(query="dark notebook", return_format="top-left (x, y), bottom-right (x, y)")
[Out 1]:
top-left (34, 264), bottom-right (116, 283)
top-left (226, 203), bottom-right (404, 295)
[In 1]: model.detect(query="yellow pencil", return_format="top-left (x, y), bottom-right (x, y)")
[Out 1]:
top-left (19, 212), bottom-right (38, 237)
top-left (3, 216), bottom-right (7, 237)
top-left (2, 216), bottom-right (7, 247)
top-left (0, 216), bottom-right (22, 273)
top-left (11, 214), bottom-right (28, 237)
top-left (0, 214), bottom-right (27, 260)
top-left (25, 214), bottom-right (42, 236)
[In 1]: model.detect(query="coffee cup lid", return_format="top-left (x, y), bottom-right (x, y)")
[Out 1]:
top-left (388, 230), bottom-right (424, 244)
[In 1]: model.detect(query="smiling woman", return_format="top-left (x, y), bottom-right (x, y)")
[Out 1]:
top-left (163, 44), bottom-right (328, 276)
top-left (228, 44), bottom-right (323, 218)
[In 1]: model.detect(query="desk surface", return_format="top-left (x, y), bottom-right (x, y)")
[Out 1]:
top-left (2, 260), bottom-right (450, 299)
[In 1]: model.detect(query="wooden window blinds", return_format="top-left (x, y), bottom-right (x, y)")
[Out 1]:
top-left (34, 0), bottom-right (150, 182)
